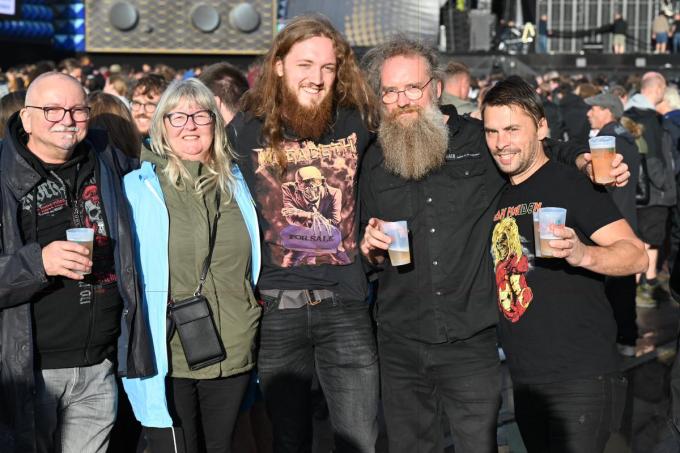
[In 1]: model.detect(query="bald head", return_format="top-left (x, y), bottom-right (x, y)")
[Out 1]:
top-left (641, 72), bottom-right (667, 105)
top-left (26, 72), bottom-right (85, 106)
top-left (20, 71), bottom-right (89, 163)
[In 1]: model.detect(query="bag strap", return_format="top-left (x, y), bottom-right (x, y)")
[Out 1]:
top-left (194, 190), bottom-right (221, 296)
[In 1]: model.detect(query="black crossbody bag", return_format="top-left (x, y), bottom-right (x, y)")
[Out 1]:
top-left (167, 191), bottom-right (226, 371)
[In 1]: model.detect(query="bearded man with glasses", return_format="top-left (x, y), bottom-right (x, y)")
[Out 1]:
top-left (0, 71), bottom-right (154, 453)
top-left (358, 39), bottom-right (630, 453)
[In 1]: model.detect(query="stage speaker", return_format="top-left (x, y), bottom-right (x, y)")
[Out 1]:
top-left (86, 0), bottom-right (276, 54)
top-left (468, 10), bottom-right (495, 51)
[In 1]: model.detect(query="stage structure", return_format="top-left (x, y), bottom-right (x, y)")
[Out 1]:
top-left (85, 0), bottom-right (276, 54)
top-left (285, 0), bottom-right (440, 47)
top-left (538, 0), bottom-right (658, 54)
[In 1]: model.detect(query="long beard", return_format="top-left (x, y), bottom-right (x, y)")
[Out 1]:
top-left (280, 81), bottom-right (333, 140)
top-left (378, 105), bottom-right (449, 180)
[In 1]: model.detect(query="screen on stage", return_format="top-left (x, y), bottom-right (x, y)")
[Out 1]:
top-left (0, 0), bottom-right (16, 16)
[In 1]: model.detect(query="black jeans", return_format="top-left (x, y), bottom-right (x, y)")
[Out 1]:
top-left (605, 275), bottom-right (638, 346)
top-left (514, 373), bottom-right (627, 453)
top-left (257, 296), bottom-right (379, 453)
top-left (164, 373), bottom-right (250, 453)
top-left (378, 327), bottom-right (502, 453)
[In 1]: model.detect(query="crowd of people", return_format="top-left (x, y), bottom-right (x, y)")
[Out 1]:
top-left (1, 12), bottom-right (679, 453)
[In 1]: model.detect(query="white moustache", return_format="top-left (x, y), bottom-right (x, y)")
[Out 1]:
top-left (52, 126), bottom-right (80, 133)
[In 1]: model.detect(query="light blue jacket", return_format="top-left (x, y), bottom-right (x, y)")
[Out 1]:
top-left (121, 161), bottom-right (261, 428)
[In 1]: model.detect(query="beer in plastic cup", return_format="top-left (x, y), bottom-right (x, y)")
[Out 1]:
top-left (588, 136), bottom-right (616, 185)
top-left (532, 211), bottom-right (542, 257)
top-left (538, 208), bottom-right (567, 258)
top-left (382, 220), bottom-right (411, 266)
top-left (66, 228), bottom-right (94, 275)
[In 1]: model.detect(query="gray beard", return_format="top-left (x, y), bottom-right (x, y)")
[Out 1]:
top-left (378, 105), bottom-right (449, 180)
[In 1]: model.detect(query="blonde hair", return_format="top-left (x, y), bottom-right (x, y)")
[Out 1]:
top-left (491, 217), bottom-right (524, 266)
top-left (664, 85), bottom-right (680, 110)
top-left (149, 78), bottom-right (236, 200)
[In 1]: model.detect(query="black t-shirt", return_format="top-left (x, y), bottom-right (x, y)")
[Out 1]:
top-left (229, 108), bottom-right (373, 302)
top-left (491, 159), bottom-right (622, 384)
top-left (613, 18), bottom-right (628, 35)
top-left (13, 135), bottom-right (120, 369)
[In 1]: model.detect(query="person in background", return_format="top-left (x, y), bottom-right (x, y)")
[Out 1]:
top-left (671, 13), bottom-right (680, 53)
top-left (129, 73), bottom-right (168, 144)
top-left (440, 60), bottom-right (477, 116)
top-left (613, 13), bottom-right (628, 54)
top-left (586, 92), bottom-right (641, 356)
top-left (0, 90), bottom-right (26, 140)
top-left (555, 81), bottom-right (591, 146)
top-left (537, 15), bottom-right (550, 54)
top-left (198, 62), bottom-right (249, 125)
top-left (103, 73), bottom-right (131, 107)
top-left (87, 91), bottom-right (141, 158)
top-left (58, 58), bottom-right (83, 84)
top-left (656, 85), bottom-right (680, 271)
top-left (653, 11), bottom-right (671, 54)
top-left (625, 72), bottom-right (676, 306)
top-left (610, 84), bottom-right (630, 106)
top-left (122, 78), bottom-right (261, 453)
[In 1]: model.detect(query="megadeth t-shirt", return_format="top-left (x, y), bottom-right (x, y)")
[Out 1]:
top-left (230, 108), bottom-right (372, 302)
top-left (491, 159), bottom-right (622, 385)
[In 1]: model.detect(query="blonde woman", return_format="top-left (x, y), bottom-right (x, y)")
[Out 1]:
top-left (122, 78), bottom-right (261, 453)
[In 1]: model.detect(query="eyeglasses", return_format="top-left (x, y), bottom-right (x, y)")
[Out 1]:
top-left (164, 110), bottom-right (215, 128)
top-left (130, 100), bottom-right (158, 113)
top-left (25, 105), bottom-right (90, 122)
top-left (381, 78), bottom-right (434, 104)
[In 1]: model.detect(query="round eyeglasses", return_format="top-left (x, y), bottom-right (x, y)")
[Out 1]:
top-left (381, 78), bottom-right (434, 104)
top-left (130, 100), bottom-right (158, 114)
top-left (164, 110), bottom-right (215, 128)
top-left (25, 105), bottom-right (91, 122)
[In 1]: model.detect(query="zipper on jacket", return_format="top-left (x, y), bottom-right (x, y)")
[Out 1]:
top-left (144, 179), bottom-right (164, 205)
top-left (84, 283), bottom-right (96, 364)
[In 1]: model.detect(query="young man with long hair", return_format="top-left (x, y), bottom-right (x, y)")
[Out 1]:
top-left (230, 15), bottom-right (379, 453)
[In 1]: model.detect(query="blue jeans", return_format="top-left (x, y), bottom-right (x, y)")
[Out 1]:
top-left (673, 33), bottom-right (680, 53)
top-left (378, 327), bottom-right (502, 453)
top-left (514, 373), bottom-right (627, 453)
top-left (34, 359), bottom-right (117, 453)
top-left (537, 35), bottom-right (549, 53)
top-left (257, 294), bottom-right (379, 453)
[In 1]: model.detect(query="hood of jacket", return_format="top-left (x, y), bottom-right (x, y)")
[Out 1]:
top-left (626, 93), bottom-right (657, 111)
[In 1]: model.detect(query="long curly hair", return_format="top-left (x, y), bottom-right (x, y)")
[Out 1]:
top-left (240, 14), bottom-right (377, 171)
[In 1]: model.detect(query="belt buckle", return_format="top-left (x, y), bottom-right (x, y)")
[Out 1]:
top-left (306, 290), bottom-right (321, 306)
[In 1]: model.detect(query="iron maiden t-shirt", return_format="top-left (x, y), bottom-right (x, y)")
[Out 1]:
top-left (491, 159), bottom-right (622, 384)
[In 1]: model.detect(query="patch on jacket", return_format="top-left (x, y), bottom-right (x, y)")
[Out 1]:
top-left (613, 124), bottom-right (627, 136)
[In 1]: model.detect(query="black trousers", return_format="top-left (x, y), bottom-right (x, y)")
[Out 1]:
top-left (156, 373), bottom-right (250, 453)
top-left (378, 327), bottom-right (502, 453)
top-left (514, 373), bottom-right (627, 453)
top-left (669, 174), bottom-right (680, 271)
top-left (605, 275), bottom-right (638, 346)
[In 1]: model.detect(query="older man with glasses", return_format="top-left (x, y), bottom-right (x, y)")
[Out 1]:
top-left (0, 71), bottom-right (153, 453)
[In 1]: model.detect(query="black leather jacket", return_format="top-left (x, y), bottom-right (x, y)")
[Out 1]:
top-left (0, 117), bottom-right (154, 452)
